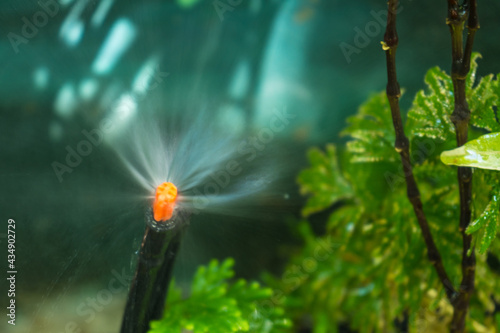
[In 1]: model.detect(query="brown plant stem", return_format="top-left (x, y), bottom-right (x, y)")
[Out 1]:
top-left (383, 0), bottom-right (457, 303)
top-left (446, 0), bottom-right (479, 331)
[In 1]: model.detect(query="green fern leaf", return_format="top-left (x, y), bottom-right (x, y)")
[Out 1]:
top-left (467, 53), bottom-right (500, 132)
top-left (148, 259), bottom-right (291, 333)
top-left (341, 91), bottom-right (398, 163)
top-left (298, 144), bottom-right (353, 216)
top-left (480, 211), bottom-right (498, 254)
top-left (466, 188), bottom-right (499, 254)
top-left (406, 67), bottom-right (455, 142)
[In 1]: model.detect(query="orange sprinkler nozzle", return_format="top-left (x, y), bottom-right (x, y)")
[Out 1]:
top-left (153, 182), bottom-right (178, 222)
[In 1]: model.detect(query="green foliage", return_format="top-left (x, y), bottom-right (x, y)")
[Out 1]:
top-left (149, 258), bottom-right (291, 333)
top-left (341, 91), bottom-right (398, 163)
top-left (468, 56), bottom-right (500, 133)
top-left (467, 185), bottom-right (500, 254)
top-left (298, 145), bottom-right (353, 216)
top-left (277, 54), bottom-right (500, 332)
top-left (406, 53), bottom-right (499, 141)
top-left (406, 66), bottom-right (456, 142)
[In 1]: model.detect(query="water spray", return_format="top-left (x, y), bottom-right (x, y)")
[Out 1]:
top-left (112, 113), bottom-right (281, 332)
top-left (120, 182), bottom-right (188, 333)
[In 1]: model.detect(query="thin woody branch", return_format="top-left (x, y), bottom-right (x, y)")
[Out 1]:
top-left (383, 0), bottom-right (457, 303)
top-left (462, 0), bottom-right (479, 77)
top-left (446, 0), bottom-right (479, 332)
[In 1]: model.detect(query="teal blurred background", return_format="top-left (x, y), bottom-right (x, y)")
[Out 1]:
top-left (1, 0), bottom-right (500, 332)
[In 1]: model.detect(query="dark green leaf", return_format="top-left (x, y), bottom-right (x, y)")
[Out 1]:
top-left (298, 144), bottom-right (353, 216)
top-left (341, 91), bottom-right (398, 163)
